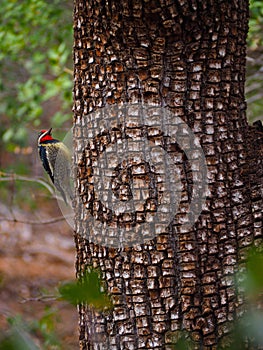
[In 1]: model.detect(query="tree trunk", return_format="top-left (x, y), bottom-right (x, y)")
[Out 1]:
top-left (73, 0), bottom-right (262, 349)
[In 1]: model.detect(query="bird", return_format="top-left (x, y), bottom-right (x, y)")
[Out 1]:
top-left (38, 128), bottom-right (73, 205)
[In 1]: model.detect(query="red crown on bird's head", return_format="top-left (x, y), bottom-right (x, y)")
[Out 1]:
top-left (38, 128), bottom-right (53, 143)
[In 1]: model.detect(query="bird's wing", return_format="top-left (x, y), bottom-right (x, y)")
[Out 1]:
top-left (39, 146), bottom-right (54, 183)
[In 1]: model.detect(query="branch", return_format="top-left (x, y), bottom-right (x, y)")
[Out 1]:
top-left (63, 67), bottom-right (73, 75)
top-left (246, 92), bottom-right (263, 104)
top-left (0, 171), bottom-right (74, 225)
top-left (0, 214), bottom-right (73, 225)
top-left (246, 82), bottom-right (263, 94)
top-left (0, 171), bottom-right (55, 195)
top-left (20, 295), bottom-right (59, 303)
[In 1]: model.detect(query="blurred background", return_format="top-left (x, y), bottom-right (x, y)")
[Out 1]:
top-left (0, 0), bottom-right (262, 349)
top-left (0, 0), bottom-right (77, 349)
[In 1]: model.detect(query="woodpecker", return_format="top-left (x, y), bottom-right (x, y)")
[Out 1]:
top-left (38, 128), bottom-right (73, 205)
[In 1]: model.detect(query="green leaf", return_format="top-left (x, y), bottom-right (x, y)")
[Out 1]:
top-left (0, 0), bottom-right (73, 150)
top-left (2, 129), bottom-right (14, 143)
top-left (0, 323), bottom-right (39, 350)
top-left (59, 268), bottom-right (112, 310)
top-left (246, 247), bottom-right (263, 295)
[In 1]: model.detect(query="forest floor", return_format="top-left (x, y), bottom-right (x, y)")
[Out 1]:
top-left (0, 198), bottom-right (79, 349)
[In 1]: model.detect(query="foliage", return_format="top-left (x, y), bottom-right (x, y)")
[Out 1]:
top-left (0, 0), bottom-right (72, 149)
top-left (246, 0), bottom-right (263, 123)
top-left (243, 245), bottom-right (263, 297)
top-left (0, 268), bottom-right (112, 349)
top-left (0, 309), bottom-right (61, 350)
top-left (0, 0), bottom-right (261, 150)
top-left (0, 315), bottom-right (39, 350)
top-left (246, 56), bottom-right (263, 123)
top-left (248, 0), bottom-right (263, 49)
top-left (0, 170), bottom-right (55, 209)
top-left (169, 246), bottom-right (263, 350)
top-left (171, 331), bottom-right (195, 350)
top-left (59, 267), bottom-right (112, 310)
top-left (0, 1), bottom-right (262, 349)
top-left (215, 246), bottom-right (263, 349)
top-left (30, 307), bottom-right (61, 349)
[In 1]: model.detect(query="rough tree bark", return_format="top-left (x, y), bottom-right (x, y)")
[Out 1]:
top-left (73, 0), bottom-right (262, 349)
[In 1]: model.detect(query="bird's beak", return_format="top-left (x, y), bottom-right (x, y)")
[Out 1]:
top-left (48, 128), bottom-right (52, 135)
